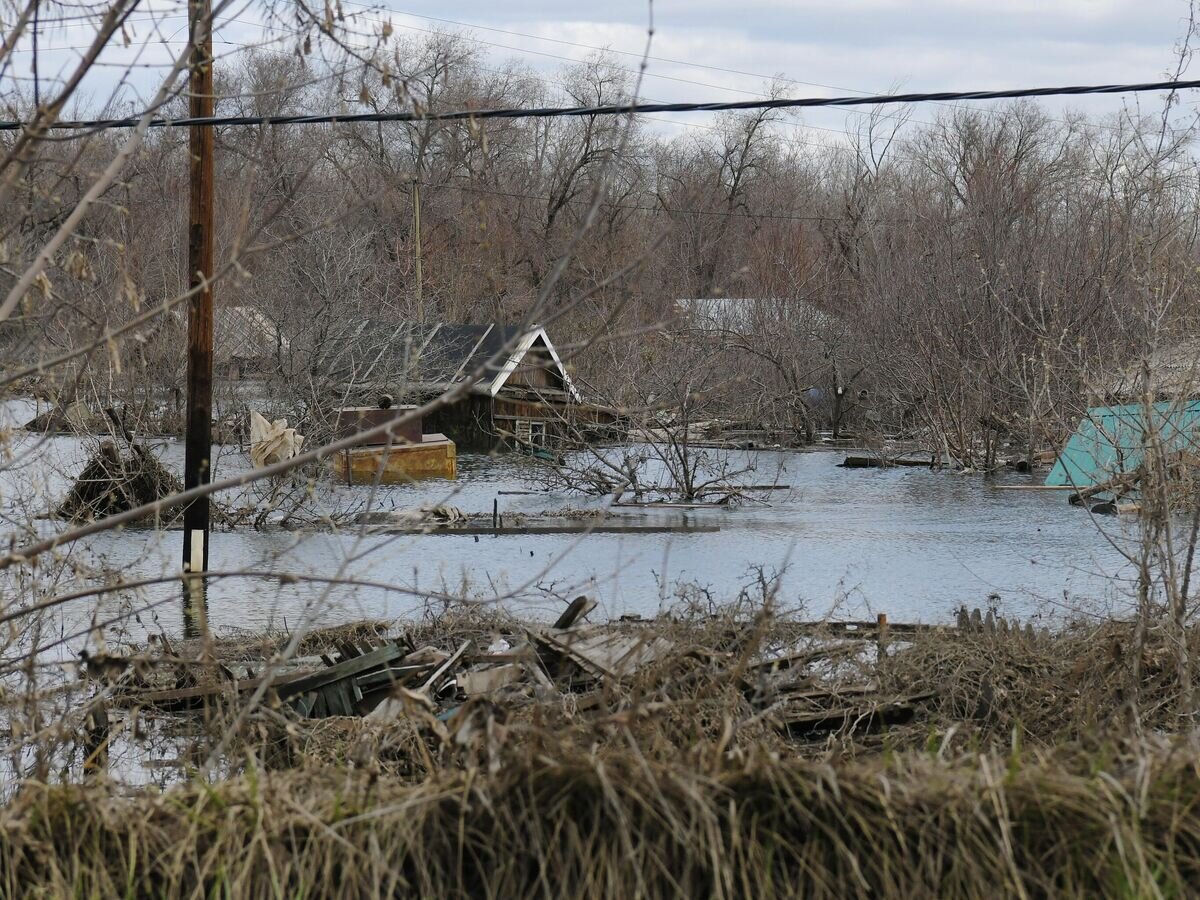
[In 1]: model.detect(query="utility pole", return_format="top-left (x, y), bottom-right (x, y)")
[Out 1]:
top-left (413, 178), bottom-right (423, 323)
top-left (182, 0), bottom-right (214, 621)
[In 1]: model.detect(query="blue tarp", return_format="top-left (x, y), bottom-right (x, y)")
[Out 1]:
top-left (1045, 401), bottom-right (1200, 492)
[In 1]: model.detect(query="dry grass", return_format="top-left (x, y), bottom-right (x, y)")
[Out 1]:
top-left (2, 737), bottom-right (1199, 899)
top-left (12, 606), bottom-right (1200, 897)
top-left (878, 619), bottom-right (1200, 751)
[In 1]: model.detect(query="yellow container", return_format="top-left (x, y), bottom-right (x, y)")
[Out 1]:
top-left (328, 434), bottom-right (456, 483)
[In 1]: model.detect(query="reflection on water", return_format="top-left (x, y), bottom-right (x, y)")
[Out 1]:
top-left (0, 413), bottom-right (1143, 640)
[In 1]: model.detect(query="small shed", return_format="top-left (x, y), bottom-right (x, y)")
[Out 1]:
top-left (322, 322), bottom-right (621, 452)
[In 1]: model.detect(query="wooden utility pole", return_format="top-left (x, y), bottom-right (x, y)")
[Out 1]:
top-left (413, 178), bottom-right (423, 323)
top-left (182, 0), bottom-right (214, 592)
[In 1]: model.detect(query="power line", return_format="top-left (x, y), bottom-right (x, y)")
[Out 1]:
top-left (373, 6), bottom-right (939, 112)
top-left (7, 15), bottom-right (905, 151)
top-left (5, 77), bottom-right (1197, 131)
top-left (360, 4), bottom-right (1121, 132)
top-left (459, 55), bottom-right (914, 159)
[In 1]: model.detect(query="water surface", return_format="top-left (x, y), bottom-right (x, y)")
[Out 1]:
top-left (0, 406), bottom-right (1143, 639)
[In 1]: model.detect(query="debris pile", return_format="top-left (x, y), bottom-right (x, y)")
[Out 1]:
top-left (96, 604), bottom-right (976, 762)
top-left (57, 441), bottom-right (186, 523)
top-left (45, 610), bottom-right (1200, 898)
top-left (58, 438), bottom-right (233, 526)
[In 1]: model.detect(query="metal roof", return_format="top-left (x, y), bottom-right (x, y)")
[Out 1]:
top-left (1046, 400), bottom-right (1200, 492)
top-left (319, 322), bottom-right (581, 402)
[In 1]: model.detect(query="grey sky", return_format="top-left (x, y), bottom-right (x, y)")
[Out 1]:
top-left (380, 0), bottom-right (1197, 142)
top-left (384, 1), bottom-right (1189, 88)
top-left (6, 0), bottom-right (1197, 141)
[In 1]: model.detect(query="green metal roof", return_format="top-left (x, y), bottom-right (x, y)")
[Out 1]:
top-left (1045, 401), bottom-right (1200, 492)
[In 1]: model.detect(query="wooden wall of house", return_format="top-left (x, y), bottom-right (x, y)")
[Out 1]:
top-left (507, 339), bottom-right (558, 390)
top-left (422, 390), bottom-right (628, 452)
top-left (422, 395), bottom-right (497, 452)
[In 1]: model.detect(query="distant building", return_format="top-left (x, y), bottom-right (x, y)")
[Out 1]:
top-left (212, 306), bottom-right (288, 380)
top-left (671, 297), bottom-right (840, 337)
top-left (161, 304), bottom-right (287, 381)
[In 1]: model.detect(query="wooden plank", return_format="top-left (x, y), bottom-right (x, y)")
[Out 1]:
top-left (612, 502), bottom-right (725, 510)
top-left (708, 484), bottom-right (792, 492)
top-left (458, 663), bottom-right (523, 695)
top-left (784, 621), bottom-right (949, 637)
top-left (276, 642), bottom-right (407, 700)
top-left (746, 642), bottom-right (859, 673)
top-left (355, 664), bottom-right (432, 692)
top-left (536, 627), bottom-right (673, 680)
top-left (333, 682), bottom-right (351, 716)
top-left (373, 523), bottom-right (721, 535)
top-left (992, 484), bottom-right (1075, 491)
top-left (1068, 470), bottom-right (1142, 505)
top-left (839, 455), bottom-right (935, 469)
top-left (779, 693), bottom-right (936, 736)
top-left (552, 595), bottom-right (597, 630)
top-left (121, 667), bottom-right (316, 709)
top-left (418, 640), bottom-right (471, 695)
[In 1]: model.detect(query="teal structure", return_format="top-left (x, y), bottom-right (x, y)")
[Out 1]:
top-left (1045, 401), bottom-right (1200, 493)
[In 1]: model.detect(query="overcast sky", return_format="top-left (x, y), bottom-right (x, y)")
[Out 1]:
top-left (7, 0), bottom-right (1198, 141)
top-left (372, 0), bottom-right (1198, 140)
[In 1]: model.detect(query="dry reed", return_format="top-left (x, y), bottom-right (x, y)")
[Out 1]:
top-left (2, 736), bottom-right (1199, 899)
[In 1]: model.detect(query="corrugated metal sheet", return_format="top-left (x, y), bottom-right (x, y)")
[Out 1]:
top-left (1046, 401), bottom-right (1200, 489)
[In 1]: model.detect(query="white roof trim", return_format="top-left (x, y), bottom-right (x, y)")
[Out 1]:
top-left (489, 327), bottom-right (582, 403)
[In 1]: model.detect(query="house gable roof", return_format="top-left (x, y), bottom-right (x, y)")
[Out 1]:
top-left (488, 327), bottom-right (581, 401)
top-left (325, 321), bottom-right (580, 402)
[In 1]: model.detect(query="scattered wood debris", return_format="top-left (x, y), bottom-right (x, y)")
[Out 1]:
top-left (99, 607), bottom-right (966, 743)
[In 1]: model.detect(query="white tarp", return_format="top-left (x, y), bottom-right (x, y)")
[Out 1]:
top-left (248, 410), bottom-right (303, 467)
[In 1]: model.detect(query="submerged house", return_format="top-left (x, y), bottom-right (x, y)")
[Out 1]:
top-left (1046, 401), bottom-right (1200, 495)
top-left (321, 322), bottom-right (621, 452)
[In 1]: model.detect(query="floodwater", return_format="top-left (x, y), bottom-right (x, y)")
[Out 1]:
top-left (0, 398), bottom-right (1145, 642)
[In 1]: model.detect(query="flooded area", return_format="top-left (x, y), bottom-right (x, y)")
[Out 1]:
top-left (1, 398), bottom-right (1143, 641)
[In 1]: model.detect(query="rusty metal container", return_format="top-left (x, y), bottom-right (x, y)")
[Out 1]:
top-left (331, 406), bottom-right (423, 446)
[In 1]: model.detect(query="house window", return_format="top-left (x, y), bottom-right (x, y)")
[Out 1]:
top-left (515, 420), bottom-right (547, 447)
